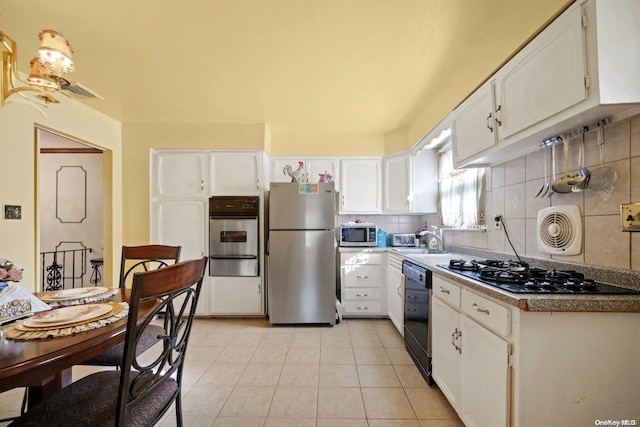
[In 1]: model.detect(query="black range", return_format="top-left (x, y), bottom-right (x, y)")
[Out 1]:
top-left (438, 259), bottom-right (640, 295)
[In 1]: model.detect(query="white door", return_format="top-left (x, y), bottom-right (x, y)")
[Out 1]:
top-left (270, 157), bottom-right (304, 183)
top-left (210, 152), bottom-right (261, 195)
top-left (306, 158), bottom-right (339, 187)
top-left (452, 80), bottom-right (497, 167)
top-left (431, 297), bottom-right (462, 408)
top-left (340, 159), bottom-right (381, 213)
top-left (461, 316), bottom-right (510, 427)
top-left (154, 200), bottom-right (206, 260)
top-left (210, 276), bottom-right (263, 314)
top-left (384, 154), bottom-right (411, 212)
top-left (155, 151), bottom-right (207, 197)
top-left (386, 255), bottom-right (404, 334)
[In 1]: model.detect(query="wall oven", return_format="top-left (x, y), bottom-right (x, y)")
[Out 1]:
top-left (209, 196), bottom-right (259, 276)
top-left (403, 260), bottom-right (434, 385)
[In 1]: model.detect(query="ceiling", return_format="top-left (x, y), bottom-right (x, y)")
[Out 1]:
top-left (0, 0), bottom-right (570, 137)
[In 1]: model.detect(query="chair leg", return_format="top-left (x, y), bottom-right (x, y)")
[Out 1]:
top-left (175, 391), bottom-right (183, 427)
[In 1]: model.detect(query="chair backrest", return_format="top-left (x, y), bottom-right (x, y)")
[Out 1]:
top-left (116, 256), bottom-right (207, 427)
top-left (119, 244), bottom-right (182, 288)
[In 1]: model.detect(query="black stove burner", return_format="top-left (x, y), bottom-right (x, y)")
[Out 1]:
top-left (438, 259), bottom-right (640, 295)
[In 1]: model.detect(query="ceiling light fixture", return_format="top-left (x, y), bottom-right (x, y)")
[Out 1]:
top-left (1, 28), bottom-right (75, 112)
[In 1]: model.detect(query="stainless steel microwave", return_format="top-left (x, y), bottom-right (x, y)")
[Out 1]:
top-left (339, 224), bottom-right (377, 247)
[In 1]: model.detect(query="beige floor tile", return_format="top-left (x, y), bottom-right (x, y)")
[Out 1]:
top-left (368, 420), bottom-right (421, 427)
top-left (197, 363), bottom-right (247, 386)
top-left (379, 332), bottom-right (406, 348)
top-left (238, 364), bottom-right (282, 387)
top-left (260, 334), bottom-right (293, 347)
top-left (394, 365), bottom-right (428, 388)
top-left (362, 388), bottom-right (416, 419)
top-left (350, 333), bottom-right (383, 348)
top-left (319, 364), bottom-right (360, 388)
top-left (264, 417), bottom-right (316, 427)
top-left (353, 347), bottom-right (391, 365)
top-left (228, 333), bottom-right (267, 347)
top-left (285, 347), bottom-right (321, 364)
top-left (316, 419), bottom-right (368, 427)
top-left (385, 347), bottom-right (415, 365)
top-left (321, 333), bottom-right (352, 348)
top-left (215, 346), bottom-right (257, 364)
top-left (290, 333), bottom-right (321, 348)
top-left (347, 319), bottom-right (377, 334)
top-left (405, 388), bottom-right (458, 420)
top-left (268, 386), bottom-right (318, 418)
top-left (181, 384), bottom-right (233, 417)
top-left (419, 420), bottom-right (465, 427)
top-left (265, 326), bottom-right (297, 334)
top-left (320, 347), bottom-right (355, 365)
top-left (372, 320), bottom-right (399, 335)
top-left (212, 417), bottom-right (265, 427)
top-left (218, 386), bottom-right (275, 418)
top-left (158, 413), bottom-right (215, 427)
top-left (317, 387), bottom-right (366, 419)
top-left (278, 364), bottom-right (319, 387)
top-left (186, 345), bottom-right (226, 364)
top-left (250, 346), bottom-right (288, 364)
top-left (357, 365), bottom-right (402, 387)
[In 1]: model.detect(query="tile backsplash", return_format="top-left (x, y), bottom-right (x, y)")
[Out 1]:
top-left (444, 114), bottom-right (640, 273)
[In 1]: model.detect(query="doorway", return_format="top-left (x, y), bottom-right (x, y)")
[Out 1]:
top-left (37, 129), bottom-right (104, 291)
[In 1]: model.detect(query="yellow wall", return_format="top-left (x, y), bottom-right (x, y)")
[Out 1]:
top-left (0, 97), bottom-right (122, 291)
top-left (268, 132), bottom-right (385, 156)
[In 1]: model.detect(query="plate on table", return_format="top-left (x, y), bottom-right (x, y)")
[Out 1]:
top-left (25, 304), bottom-right (113, 326)
top-left (40, 287), bottom-right (108, 301)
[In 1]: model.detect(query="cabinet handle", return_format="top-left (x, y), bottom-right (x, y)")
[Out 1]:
top-left (439, 287), bottom-right (450, 294)
top-left (356, 293), bottom-right (368, 297)
top-left (397, 286), bottom-right (401, 296)
top-left (342, 194), bottom-right (345, 208)
top-left (451, 328), bottom-right (462, 354)
top-left (407, 308), bottom-right (417, 312)
top-left (256, 179), bottom-right (260, 190)
top-left (200, 180), bottom-right (204, 190)
top-left (486, 112), bottom-right (493, 132)
top-left (258, 284), bottom-right (261, 295)
top-left (407, 295), bottom-right (417, 300)
top-left (356, 275), bottom-right (368, 279)
top-left (495, 105), bottom-right (502, 126)
top-left (472, 303), bottom-right (490, 315)
top-left (357, 306), bottom-right (368, 310)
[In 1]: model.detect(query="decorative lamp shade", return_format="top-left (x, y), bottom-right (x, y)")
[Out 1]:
top-left (36, 29), bottom-right (75, 75)
top-left (27, 57), bottom-right (60, 90)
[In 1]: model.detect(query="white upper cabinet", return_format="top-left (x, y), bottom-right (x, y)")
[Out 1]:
top-left (210, 151), bottom-right (262, 195)
top-left (270, 157), bottom-right (339, 187)
top-left (452, 81), bottom-right (498, 168)
top-left (154, 151), bottom-right (207, 197)
top-left (383, 154), bottom-right (411, 212)
top-left (340, 158), bottom-right (382, 214)
top-left (452, 0), bottom-right (640, 168)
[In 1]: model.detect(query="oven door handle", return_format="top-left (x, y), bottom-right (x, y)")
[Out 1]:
top-left (209, 255), bottom-right (258, 260)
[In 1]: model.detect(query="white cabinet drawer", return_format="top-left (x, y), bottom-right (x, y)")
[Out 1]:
top-left (341, 252), bottom-right (382, 265)
top-left (343, 300), bottom-right (382, 314)
top-left (343, 265), bottom-right (382, 287)
top-left (345, 288), bottom-right (382, 300)
top-left (433, 275), bottom-right (461, 308)
top-left (461, 289), bottom-right (510, 337)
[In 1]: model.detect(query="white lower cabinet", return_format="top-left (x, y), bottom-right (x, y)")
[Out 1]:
top-left (431, 274), bottom-right (510, 427)
top-left (209, 276), bottom-right (263, 315)
top-left (340, 251), bottom-right (385, 316)
top-left (386, 252), bottom-right (404, 334)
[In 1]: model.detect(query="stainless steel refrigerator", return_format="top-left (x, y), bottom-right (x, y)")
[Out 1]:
top-left (267, 182), bottom-right (336, 325)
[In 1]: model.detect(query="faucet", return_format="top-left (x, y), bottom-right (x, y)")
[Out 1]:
top-left (417, 230), bottom-right (444, 251)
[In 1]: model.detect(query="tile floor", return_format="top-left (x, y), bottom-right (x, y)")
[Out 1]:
top-left (0, 318), bottom-right (463, 427)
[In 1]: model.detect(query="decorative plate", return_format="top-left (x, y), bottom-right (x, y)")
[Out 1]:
top-left (40, 287), bottom-right (108, 301)
top-left (25, 304), bottom-right (113, 327)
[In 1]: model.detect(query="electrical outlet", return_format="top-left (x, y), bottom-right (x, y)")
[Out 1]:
top-left (3, 205), bottom-right (21, 220)
top-left (494, 214), bottom-right (502, 229)
top-left (621, 203), bottom-right (640, 231)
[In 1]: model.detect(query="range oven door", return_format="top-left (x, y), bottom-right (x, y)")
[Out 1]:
top-left (209, 217), bottom-right (258, 276)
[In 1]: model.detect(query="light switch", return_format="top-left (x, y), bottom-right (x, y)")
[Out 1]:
top-left (620, 203), bottom-right (640, 231)
top-left (3, 205), bottom-right (21, 220)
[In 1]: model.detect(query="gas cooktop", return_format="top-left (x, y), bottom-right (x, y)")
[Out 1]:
top-left (437, 259), bottom-right (640, 294)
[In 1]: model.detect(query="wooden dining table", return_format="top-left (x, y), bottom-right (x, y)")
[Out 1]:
top-left (0, 288), bottom-right (158, 409)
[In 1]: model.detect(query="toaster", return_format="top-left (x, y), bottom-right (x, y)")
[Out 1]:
top-left (390, 233), bottom-right (417, 247)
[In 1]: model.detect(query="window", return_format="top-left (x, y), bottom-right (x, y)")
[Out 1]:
top-left (438, 148), bottom-right (486, 228)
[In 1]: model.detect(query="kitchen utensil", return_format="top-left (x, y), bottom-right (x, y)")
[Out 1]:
top-left (535, 145), bottom-right (549, 198)
top-left (587, 120), bottom-right (617, 201)
top-left (547, 141), bottom-right (557, 198)
top-left (551, 135), bottom-right (573, 194)
top-left (570, 126), bottom-right (590, 191)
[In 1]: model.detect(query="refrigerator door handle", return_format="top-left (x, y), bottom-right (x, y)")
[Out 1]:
top-left (266, 238), bottom-right (269, 256)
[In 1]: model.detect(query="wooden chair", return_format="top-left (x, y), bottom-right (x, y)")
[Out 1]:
top-left (8, 257), bottom-right (208, 427)
top-left (80, 244), bottom-right (181, 367)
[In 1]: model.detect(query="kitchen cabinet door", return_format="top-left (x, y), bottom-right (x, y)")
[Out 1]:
top-left (451, 80), bottom-right (497, 168)
top-left (461, 315), bottom-right (509, 427)
top-left (270, 157), bottom-right (303, 183)
top-left (340, 159), bottom-right (382, 213)
top-left (494, 3), bottom-right (586, 140)
top-left (155, 151), bottom-right (207, 197)
top-left (431, 296), bottom-right (462, 409)
top-left (210, 276), bottom-right (263, 315)
top-left (386, 253), bottom-right (404, 334)
top-left (306, 158), bottom-right (339, 187)
top-left (210, 151), bottom-right (262, 195)
top-left (383, 154), bottom-right (411, 212)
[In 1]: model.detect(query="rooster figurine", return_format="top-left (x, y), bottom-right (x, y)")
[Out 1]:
top-left (283, 161), bottom-right (305, 183)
